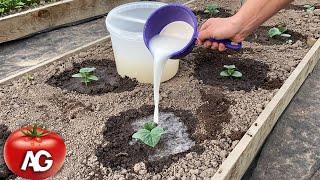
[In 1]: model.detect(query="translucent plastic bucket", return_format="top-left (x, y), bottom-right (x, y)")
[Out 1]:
top-left (106, 2), bottom-right (180, 84)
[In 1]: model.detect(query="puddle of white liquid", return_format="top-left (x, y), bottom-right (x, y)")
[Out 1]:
top-left (131, 112), bottom-right (195, 160)
top-left (149, 21), bottom-right (194, 124)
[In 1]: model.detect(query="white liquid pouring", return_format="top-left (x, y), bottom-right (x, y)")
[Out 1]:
top-left (149, 21), bottom-right (194, 124)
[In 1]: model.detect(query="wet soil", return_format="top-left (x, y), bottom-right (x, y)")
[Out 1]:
top-left (46, 59), bottom-right (137, 95)
top-left (194, 48), bottom-right (283, 91)
top-left (0, 125), bottom-right (15, 180)
top-left (96, 105), bottom-right (202, 173)
top-left (246, 25), bottom-right (307, 46)
top-left (196, 89), bottom-right (232, 140)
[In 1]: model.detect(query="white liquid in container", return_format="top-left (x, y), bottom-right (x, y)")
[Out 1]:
top-left (149, 21), bottom-right (194, 124)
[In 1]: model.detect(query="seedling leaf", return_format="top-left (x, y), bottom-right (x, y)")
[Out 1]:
top-left (268, 26), bottom-right (291, 38)
top-left (72, 73), bottom-right (83, 78)
top-left (304, 4), bottom-right (315, 12)
top-left (220, 71), bottom-right (230, 77)
top-left (220, 65), bottom-right (243, 78)
top-left (143, 121), bottom-right (157, 131)
top-left (79, 67), bottom-right (96, 73)
top-left (268, 27), bottom-right (282, 38)
top-left (280, 33), bottom-right (291, 38)
top-left (205, 4), bottom-right (220, 15)
top-left (232, 71), bottom-right (243, 78)
top-left (132, 122), bottom-right (165, 148)
top-left (224, 65), bottom-right (236, 69)
top-left (72, 67), bottom-right (99, 86)
top-left (88, 75), bottom-right (98, 81)
top-left (278, 26), bottom-right (287, 33)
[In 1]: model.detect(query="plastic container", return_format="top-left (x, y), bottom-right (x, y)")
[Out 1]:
top-left (143, 4), bottom-right (242, 59)
top-left (106, 2), bottom-right (179, 84)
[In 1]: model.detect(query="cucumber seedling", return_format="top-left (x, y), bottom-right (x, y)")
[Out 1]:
top-left (72, 67), bottom-right (99, 86)
top-left (304, 4), bottom-right (315, 13)
top-left (220, 65), bottom-right (243, 78)
top-left (268, 26), bottom-right (291, 38)
top-left (132, 121), bottom-right (165, 148)
top-left (204, 4), bottom-right (220, 16)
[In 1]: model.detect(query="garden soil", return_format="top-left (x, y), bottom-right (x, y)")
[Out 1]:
top-left (0, 0), bottom-right (319, 179)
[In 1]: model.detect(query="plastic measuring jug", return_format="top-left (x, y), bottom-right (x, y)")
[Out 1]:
top-left (143, 4), bottom-right (242, 59)
top-left (106, 2), bottom-right (180, 84)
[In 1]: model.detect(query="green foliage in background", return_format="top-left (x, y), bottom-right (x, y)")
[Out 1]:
top-left (0, 0), bottom-right (51, 15)
top-left (204, 4), bottom-right (220, 16)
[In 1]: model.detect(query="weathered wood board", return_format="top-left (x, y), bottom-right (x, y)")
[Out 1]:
top-left (0, 0), bottom-right (135, 43)
top-left (0, 0), bottom-right (187, 43)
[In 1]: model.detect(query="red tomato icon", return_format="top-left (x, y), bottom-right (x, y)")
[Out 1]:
top-left (3, 125), bottom-right (66, 180)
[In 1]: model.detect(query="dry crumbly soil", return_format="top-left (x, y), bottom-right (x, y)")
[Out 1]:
top-left (0, 0), bottom-right (319, 179)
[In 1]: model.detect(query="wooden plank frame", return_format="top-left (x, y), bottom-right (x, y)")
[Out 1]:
top-left (0, 0), bottom-right (319, 179)
top-left (0, 0), bottom-right (186, 43)
top-left (213, 38), bottom-right (320, 180)
top-left (0, 0), bottom-right (135, 43)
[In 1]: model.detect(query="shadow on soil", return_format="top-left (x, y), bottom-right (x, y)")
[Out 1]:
top-left (194, 49), bottom-right (283, 92)
top-left (0, 124), bottom-right (15, 180)
top-left (246, 25), bottom-right (307, 46)
top-left (46, 59), bottom-right (138, 95)
top-left (96, 90), bottom-right (232, 173)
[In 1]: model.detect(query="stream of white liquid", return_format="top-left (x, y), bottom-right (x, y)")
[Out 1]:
top-left (149, 21), bottom-right (194, 124)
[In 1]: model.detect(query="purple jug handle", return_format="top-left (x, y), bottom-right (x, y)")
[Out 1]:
top-left (207, 38), bottom-right (242, 50)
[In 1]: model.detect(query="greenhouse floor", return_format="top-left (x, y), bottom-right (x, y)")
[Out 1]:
top-left (0, 16), bottom-right (319, 180)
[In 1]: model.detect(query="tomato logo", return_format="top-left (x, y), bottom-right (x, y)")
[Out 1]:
top-left (3, 125), bottom-right (66, 180)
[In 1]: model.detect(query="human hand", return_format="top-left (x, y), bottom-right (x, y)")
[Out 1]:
top-left (197, 16), bottom-right (246, 51)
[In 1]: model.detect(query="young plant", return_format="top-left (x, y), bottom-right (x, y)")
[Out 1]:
top-left (204, 4), bottom-right (220, 16)
top-left (132, 121), bottom-right (165, 148)
top-left (25, 74), bottom-right (34, 81)
top-left (72, 67), bottom-right (98, 86)
top-left (304, 4), bottom-right (315, 13)
top-left (220, 65), bottom-right (243, 78)
top-left (268, 26), bottom-right (291, 38)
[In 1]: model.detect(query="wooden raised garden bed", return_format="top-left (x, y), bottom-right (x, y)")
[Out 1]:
top-left (0, 0), bottom-right (319, 179)
top-left (0, 0), bottom-right (187, 44)
top-left (0, 0), bottom-right (135, 43)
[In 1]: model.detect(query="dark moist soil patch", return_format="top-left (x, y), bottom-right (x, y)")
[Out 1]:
top-left (46, 59), bottom-right (137, 95)
top-left (0, 124), bottom-right (15, 179)
top-left (229, 130), bottom-right (246, 141)
top-left (194, 48), bottom-right (282, 91)
top-left (96, 96), bottom-right (231, 173)
top-left (246, 25), bottom-right (307, 46)
top-left (96, 105), bottom-right (201, 173)
top-left (193, 7), bottom-right (233, 19)
top-left (196, 90), bottom-right (232, 141)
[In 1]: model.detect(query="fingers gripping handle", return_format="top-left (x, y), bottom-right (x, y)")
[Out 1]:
top-left (207, 38), bottom-right (242, 50)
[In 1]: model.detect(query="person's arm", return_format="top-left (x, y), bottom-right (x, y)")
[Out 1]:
top-left (198, 0), bottom-right (293, 51)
